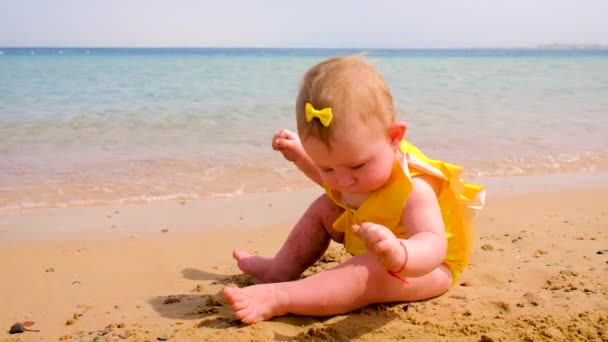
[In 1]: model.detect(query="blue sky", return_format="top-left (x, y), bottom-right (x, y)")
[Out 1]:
top-left (1, 0), bottom-right (606, 48)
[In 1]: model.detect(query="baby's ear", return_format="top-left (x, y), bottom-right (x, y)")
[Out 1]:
top-left (388, 122), bottom-right (407, 147)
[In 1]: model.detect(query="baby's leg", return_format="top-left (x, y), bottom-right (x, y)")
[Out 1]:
top-left (223, 252), bottom-right (452, 324)
top-left (234, 194), bottom-right (344, 283)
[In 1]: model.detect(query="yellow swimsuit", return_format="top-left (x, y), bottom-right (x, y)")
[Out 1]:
top-left (324, 140), bottom-right (485, 285)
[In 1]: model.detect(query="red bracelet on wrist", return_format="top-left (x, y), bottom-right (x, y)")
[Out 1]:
top-left (387, 240), bottom-right (409, 284)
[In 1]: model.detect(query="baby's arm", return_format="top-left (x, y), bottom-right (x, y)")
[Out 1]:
top-left (272, 129), bottom-right (323, 186)
top-left (353, 175), bottom-right (446, 277)
top-left (399, 175), bottom-right (447, 276)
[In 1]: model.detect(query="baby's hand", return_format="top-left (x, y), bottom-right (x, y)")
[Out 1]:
top-left (272, 129), bottom-right (305, 163)
top-left (352, 222), bottom-right (406, 272)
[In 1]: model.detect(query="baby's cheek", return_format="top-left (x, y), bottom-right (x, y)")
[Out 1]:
top-left (372, 174), bottom-right (388, 187)
top-left (366, 168), bottom-right (391, 187)
top-left (357, 173), bottom-right (379, 190)
top-left (321, 174), bottom-right (337, 187)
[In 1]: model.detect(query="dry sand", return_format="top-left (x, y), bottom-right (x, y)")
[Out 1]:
top-left (1, 174), bottom-right (607, 341)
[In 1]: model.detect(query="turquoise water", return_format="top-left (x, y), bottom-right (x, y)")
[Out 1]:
top-left (1, 48), bottom-right (607, 209)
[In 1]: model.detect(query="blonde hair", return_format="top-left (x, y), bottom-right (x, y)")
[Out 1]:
top-left (296, 55), bottom-right (396, 144)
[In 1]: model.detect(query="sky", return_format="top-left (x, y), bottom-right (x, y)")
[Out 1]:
top-left (1, 0), bottom-right (607, 48)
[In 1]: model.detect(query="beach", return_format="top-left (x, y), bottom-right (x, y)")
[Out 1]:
top-left (1, 47), bottom-right (607, 341)
top-left (2, 173), bottom-right (607, 341)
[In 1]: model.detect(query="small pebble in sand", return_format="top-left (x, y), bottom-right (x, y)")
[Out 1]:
top-left (493, 301), bottom-right (511, 312)
top-left (9, 323), bottom-right (25, 334)
top-left (9, 321), bottom-right (38, 334)
top-left (596, 248), bottom-right (608, 254)
top-left (45, 268), bottom-right (55, 272)
top-left (523, 292), bottom-right (542, 306)
top-left (161, 228), bottom-right (169, 233)
top-left (481, 244), bottom-right (494, 251)
top-left (66, 319), bottom-right (75, 325)
top-left (191, 284), bottom-right (203, 293)
top-left (460, 281), bottom-right (472, 287)
top-left (157, 335), bottom-right (169, 341)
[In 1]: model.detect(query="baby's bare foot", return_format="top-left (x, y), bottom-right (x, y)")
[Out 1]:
top-left (233, 248), bottom-right (294, 283)
top-left (222, 284), bottom-right (287, 324)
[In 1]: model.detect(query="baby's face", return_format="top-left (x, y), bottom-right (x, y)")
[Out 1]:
top-left (303, 123), bottom-right (397, 195)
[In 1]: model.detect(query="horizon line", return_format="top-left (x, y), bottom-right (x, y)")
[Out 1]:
top-left (2, 44), bottom-right (608, 50)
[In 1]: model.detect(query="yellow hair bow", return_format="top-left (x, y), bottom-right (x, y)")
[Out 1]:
top-left (305, 102), bottom-right (333, 127)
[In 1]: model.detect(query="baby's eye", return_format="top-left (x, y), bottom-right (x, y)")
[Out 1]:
top-left (350, 163), bottom-right (365, 170)
top-left (321, 167), bottom-right (334, 173)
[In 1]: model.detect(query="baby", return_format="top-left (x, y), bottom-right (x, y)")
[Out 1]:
top-left (223, 55), bottom-right (485, 324)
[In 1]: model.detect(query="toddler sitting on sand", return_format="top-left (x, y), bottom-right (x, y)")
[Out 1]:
top-left (223, 55), bottom-right (485, 323)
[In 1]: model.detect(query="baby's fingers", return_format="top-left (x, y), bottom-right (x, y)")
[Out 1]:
top-left (274, 138), bottom-right (297, 151)
top-left (353, 222), bottom-right (386, 246)
top-left (273, 130), bottom-right (298, 150)
top-left (369, 239), bottom-right (395, 256)
top-left (274, 129), bottom-right (298, 141)
top-left (272, 137), bottom-right (285, 151)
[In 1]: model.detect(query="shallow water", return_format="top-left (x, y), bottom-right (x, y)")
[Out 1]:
top-left (1, 48), bottom-right (607, 209)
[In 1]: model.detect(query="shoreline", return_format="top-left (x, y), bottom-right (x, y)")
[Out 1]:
top-left (2, 170), bottom-right (608, 215)
top-left (1, 173), bottom-right (607, 341)
top-left (0, 152), bottom-right (608, 213)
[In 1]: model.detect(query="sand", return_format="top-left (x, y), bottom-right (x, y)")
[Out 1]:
top-left (1, 173), bottom-right (607, 341)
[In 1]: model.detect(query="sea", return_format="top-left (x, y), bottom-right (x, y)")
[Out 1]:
top-left (1, 48), bottom-right (607, 210)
